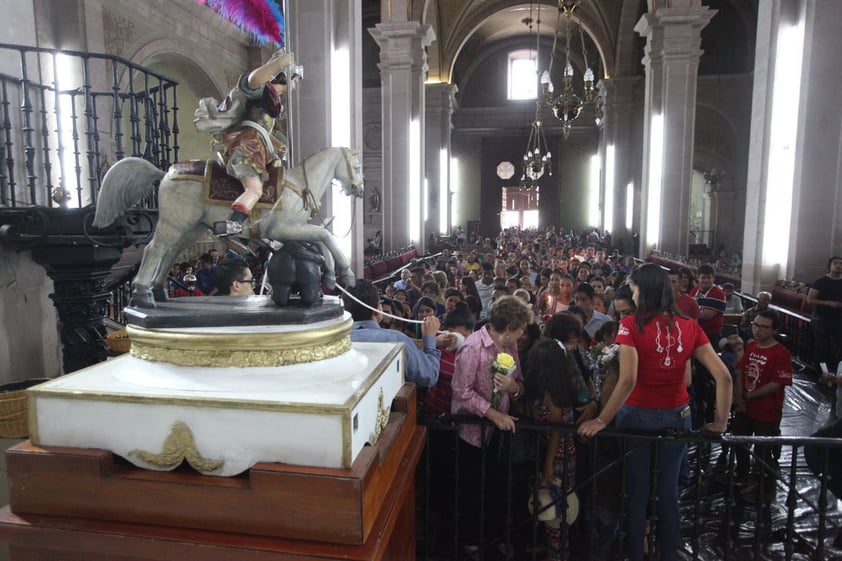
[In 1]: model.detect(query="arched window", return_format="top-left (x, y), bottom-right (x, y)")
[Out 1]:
top-left (508, 49), bottom-right (537, 100)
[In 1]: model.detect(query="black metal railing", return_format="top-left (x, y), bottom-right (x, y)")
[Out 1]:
top-left (0, 43), bottom-right (179, 209)
top-left (739, 292), bottom-right (820, 370)
top-left (107, 274), bottom-right (135, 325)
top-left (417, 414), bottom-right (842, 561)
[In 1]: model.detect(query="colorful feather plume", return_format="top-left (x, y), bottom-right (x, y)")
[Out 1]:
top-left (197, 0), bottom-right (285, 47)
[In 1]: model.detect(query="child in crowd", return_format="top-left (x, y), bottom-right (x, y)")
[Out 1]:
top-left (588, 350), bottom-right (623, 561)
top-left (526, 338), bottom-right (581, 561)
top-left (413, 297), bottom-right (438, 339)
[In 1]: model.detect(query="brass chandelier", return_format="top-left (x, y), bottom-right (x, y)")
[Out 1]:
top-left (539, 0), bottom-right (603, 138)
top-left (520, 8), bottom-right (551, 190)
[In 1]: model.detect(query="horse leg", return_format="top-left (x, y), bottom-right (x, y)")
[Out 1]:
top-left (132, 183), bottom-right (207, 306)
top-left (315, 241), bottom-right (336, 289)
top-left (319, 234), bottom-right (354, 287)
top-left (151, 223), bottom-right (208, 299)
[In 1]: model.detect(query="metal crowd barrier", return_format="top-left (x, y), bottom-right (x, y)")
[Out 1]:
top-left (416, 414), bottom-right (842, 561)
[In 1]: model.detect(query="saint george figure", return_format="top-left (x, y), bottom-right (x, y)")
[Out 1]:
top-left (194, 50), bottom-right (301, 235)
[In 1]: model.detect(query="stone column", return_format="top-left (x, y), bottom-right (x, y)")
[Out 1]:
top-left (599, 77), bottom-right (639, 251)
top-left (743, 0), bottom-right (842, 291)
top-left (635, 3), bottom-right (715, 257)
top-left (425, 83), bottom-right (458, 240)
top-left (370, 22), bottom-right (435, 253)
top-left (287, 0), bottom-right (364, 274)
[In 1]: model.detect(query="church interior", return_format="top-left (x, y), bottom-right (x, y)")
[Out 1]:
top-left (0, 0), bottom-right (841, 560)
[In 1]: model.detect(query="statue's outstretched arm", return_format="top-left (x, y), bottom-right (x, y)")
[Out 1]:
top-left (247, 50), bottom-right (295, 89)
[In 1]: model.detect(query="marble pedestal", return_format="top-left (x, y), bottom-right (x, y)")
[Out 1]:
top-left (28, 340), bottom-right (404, 475)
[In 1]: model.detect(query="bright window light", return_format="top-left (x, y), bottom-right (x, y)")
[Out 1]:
top-left (409, 119), bottom-right (421, 245)
top-left (508, 50), bottom-right (537, 100)
top-left (604, 145), bottom-right (615, 233)
top-left (423, 177), bottom-right (429, 222)
top-left (450, 156), bottom-right (459, 228)
top-left (625, 181), bottom-right (634, 230)
top-left (761, 22), bottom-right (804, 272)
top-left (646, 113), bottom-right (664, 247)
top-left (439, 148), bottom-right (448, 234)
top-left (500, 210), bottom-right (519, 229)
top-left (56, 54), bottom-right (82, 207)
top-left (331, 45), bottom-right (352, 260)
top-left (589, 154), bottom-right (601, 227)
top-left (523, 209), bottom-right (540, 230)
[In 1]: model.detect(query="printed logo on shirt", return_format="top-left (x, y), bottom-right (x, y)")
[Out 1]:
top-left (618, 324), bottom-right (630, 336)
top-left (744, 359), bottom-right (762, 392)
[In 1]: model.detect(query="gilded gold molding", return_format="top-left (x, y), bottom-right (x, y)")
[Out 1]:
top-left (126, 317), bottom-right (353, 367)
top-left (368, 387), bottom-right (391, 446)
top-left (129, 421), bottom-right (224, 474)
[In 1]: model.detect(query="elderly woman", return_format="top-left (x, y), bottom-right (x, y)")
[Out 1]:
top-left (451, 295), bottom-right (532, 556)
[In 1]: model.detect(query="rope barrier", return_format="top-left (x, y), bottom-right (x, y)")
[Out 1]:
top-left (333, 283), bottom-right (424, 324)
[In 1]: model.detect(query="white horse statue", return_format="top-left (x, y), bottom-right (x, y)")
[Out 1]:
top-left (93, 147), bottom-right (364, 307)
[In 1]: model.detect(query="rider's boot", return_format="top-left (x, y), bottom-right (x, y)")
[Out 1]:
top-left (214, 207), bottom-right (248, 236)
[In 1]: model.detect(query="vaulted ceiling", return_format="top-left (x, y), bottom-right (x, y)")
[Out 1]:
top-left (364, 0), bottom-right (757, 92)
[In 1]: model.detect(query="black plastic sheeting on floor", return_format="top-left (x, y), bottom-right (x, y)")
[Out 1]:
top-left (679, 372), bottom-right (841, 561)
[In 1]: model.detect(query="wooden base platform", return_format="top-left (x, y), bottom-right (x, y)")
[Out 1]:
top-left (0, 384), bottom-right (424, 560)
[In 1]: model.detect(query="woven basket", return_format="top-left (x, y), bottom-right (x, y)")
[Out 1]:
top-left (107, 330), bottom-right (131, 354)
top-left (0, 378), bottom-right (50, 439)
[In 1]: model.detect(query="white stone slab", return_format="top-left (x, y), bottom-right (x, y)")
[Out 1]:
top-left (29, 342), bottom-right (405, 476)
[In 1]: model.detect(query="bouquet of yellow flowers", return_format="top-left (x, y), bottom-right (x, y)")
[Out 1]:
top-left (489, 352), bottom-right (517, 410)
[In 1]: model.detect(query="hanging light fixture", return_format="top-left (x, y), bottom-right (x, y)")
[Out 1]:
top-left (521, 116), bottom-right (551, 189)
top-left (540, 0), bottom-right (602, 138)
top-left (520, 5), bottom-right (551, 191)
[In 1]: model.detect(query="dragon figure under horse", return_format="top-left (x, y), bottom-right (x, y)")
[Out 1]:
top-left (93, 147), bottom-right (364, 307)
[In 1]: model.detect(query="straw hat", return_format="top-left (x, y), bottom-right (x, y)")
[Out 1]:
top-left (527, 479), bottom-right (580, 528)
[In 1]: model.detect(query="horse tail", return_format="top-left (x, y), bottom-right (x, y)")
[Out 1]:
top-left (93, 157), bottom-right (166, 227)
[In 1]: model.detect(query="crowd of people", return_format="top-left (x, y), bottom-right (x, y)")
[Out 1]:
top-left (161, 226), bottom-right (841, 559)
top-left (165, 246), bottom-right (271, 298)
top-left (341, 226), bottom-right (823, 561)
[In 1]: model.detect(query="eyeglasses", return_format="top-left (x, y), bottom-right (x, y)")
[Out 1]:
top-left (238, 277), bottom-right (258, 286)
top-left (751, 322), bottom-right (773, 329)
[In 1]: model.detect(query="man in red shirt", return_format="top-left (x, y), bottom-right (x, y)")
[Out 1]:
top-left (689, 264), bottom-right (726, 341)
top-left (732, 309), bottom-right (792, 502)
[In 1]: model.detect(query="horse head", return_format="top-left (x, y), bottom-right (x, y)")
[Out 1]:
top-left (339, 147), bottom-right (365, 198)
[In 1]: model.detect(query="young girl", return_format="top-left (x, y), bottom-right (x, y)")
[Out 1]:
top-left (526, 339), bottom-right (580, 561)
top-left (413, 297), bottom-right (438, 339)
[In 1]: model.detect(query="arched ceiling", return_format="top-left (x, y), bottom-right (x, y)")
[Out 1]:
top-left (422, 0), bottom-right (632, 84)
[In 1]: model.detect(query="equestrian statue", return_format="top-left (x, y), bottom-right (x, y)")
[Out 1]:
top-left (94, 50), bottom-right (364, 308)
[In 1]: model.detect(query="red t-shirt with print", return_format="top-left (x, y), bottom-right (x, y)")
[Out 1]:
top-left (616, 314), bottom-right (709, 409)
top-left (739, 340), bottom-right (792, 423)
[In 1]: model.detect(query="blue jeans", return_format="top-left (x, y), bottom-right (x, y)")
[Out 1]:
top-left (615, 403), bottom-right (691, 561)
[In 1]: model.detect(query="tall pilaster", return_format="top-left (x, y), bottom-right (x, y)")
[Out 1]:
top-left (370, 22), bottom-right (435, 253)
top-left (599, 77), bottom-right (640, 250)
top-left (287, 0), bottom-right (364, 273)
top-left (425, 83), bottom-right (458, 239)
top-left (743, 0), bottom-right (842, 292)
top-left (635, 4), bottom-right (715, 257)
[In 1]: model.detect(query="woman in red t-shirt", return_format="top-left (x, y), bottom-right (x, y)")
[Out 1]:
top-left (578, 264), bottom-right (732, 561)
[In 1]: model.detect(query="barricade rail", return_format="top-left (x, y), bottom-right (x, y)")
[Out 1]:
top-left (417, 414), bottom-right (842, 561)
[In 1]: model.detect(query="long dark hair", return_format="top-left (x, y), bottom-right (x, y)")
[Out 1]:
top-left (544, 311), bottom-right (584, 343)
top-left (631, 263), bottom-right (678, 332)
top-left (526, 339), bottom-right (578, 409)
top-left (460, 276), bottom-right (482, 302)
